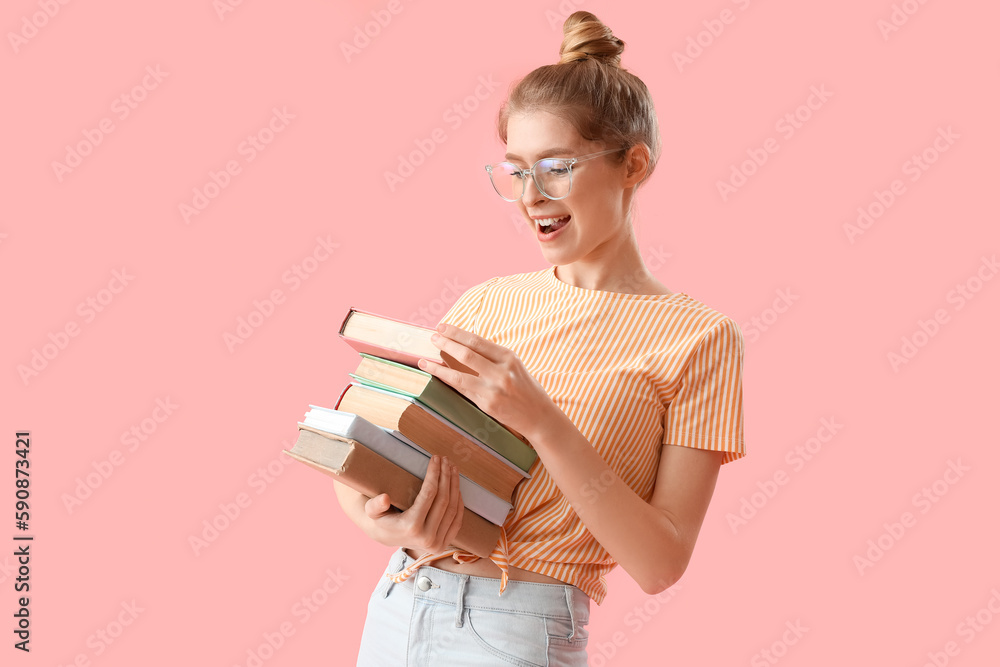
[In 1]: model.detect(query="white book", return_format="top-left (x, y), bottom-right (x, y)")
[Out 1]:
top-left (302, 406), bottom-right (513, 525)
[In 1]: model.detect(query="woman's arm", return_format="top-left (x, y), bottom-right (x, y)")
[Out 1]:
top-left (420, 322), bottom-right (727, 595)
top-left (526, 411), bottom-right (722, 595)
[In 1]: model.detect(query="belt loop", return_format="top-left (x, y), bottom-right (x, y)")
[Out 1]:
top-left (564, 587), bottom-right (576, 639)
top-left (383, 549), bottom-right (406, 598)
top-left (455, 574), bottom-right (469, 628)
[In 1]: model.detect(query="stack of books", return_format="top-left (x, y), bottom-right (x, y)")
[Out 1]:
top-left (283, 308), bottom-right (537, 558)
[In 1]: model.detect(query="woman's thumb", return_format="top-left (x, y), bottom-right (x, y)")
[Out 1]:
top-left (365, 493), bottom-right (391, 517)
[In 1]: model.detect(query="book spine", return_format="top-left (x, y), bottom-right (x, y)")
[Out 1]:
top-left (332, 382), bottom-right (352, 411)
top-left (338, 307), bottom-right (356, 336)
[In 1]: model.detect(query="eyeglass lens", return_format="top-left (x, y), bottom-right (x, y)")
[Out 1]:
top-left (489, 159), bottom-right (572, 201)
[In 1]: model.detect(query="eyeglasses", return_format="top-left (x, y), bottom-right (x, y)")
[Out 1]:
top-left (484, 148), bottom-right (624, 202)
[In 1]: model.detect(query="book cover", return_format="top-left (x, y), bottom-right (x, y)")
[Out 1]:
top-left (284, 425), bottom-right (500, 558)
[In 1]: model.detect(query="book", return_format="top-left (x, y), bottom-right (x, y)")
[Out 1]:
top-left (339, 307), bottom-right (535, 446)
top-left (301, 406), bottom-right (513, 525)
top-left (350, 353), bottom-right (536, 471)
top-left (339, 307), bottom-right (478, 376)
top-left (283, 424), bottom-right (500, 558)
top-left (335, 381), bottom-right (529, 502)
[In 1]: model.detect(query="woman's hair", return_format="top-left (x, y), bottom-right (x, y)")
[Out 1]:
top-left (497, 11), bottom-right (661, 185)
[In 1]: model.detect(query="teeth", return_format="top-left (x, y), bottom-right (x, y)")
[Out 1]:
top-left (535, 216), bottom-right (568, 228)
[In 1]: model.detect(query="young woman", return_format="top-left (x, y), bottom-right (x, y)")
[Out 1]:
top-left (340, 11), bottom-right (746, 665)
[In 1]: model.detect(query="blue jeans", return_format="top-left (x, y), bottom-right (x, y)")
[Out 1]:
top-left (356, 547), bottom-right (591, 666)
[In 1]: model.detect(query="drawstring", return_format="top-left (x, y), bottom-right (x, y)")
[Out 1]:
top-left (385, 526), bottom-right (512, 596)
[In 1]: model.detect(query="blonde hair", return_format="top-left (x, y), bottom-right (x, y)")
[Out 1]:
top-left (497, 11), bottom-right (661, 184)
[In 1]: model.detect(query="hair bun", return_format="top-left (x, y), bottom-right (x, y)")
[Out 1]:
top-left (558, 11), bottom-right (625, 66)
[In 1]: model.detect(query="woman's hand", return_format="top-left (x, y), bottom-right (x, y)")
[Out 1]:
top-left (363, 454), bottom-right (464, 553)
top-left (418, 323), bottom-right (561, 443)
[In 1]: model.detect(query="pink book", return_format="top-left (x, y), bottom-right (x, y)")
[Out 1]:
top-left (338, 307), bottom-right (476, 376)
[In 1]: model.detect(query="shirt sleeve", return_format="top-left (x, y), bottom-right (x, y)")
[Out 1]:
top-left (435, 276), bottom-right (499, 335)
top-left (662, 317), bottom-right (746, 464)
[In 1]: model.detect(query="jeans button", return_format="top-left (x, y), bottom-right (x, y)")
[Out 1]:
top-left (416, 576), bottom-right (432, 591)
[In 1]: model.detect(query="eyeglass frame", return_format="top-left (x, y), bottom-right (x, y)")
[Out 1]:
top-left (484, 147), bottom-right (626, 202)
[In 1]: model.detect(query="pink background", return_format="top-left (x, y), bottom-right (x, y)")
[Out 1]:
top-left (3, 1), bottom-right (999, 665)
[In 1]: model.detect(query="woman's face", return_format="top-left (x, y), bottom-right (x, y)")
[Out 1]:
top-left (505, 110), bottom-right (632, 267)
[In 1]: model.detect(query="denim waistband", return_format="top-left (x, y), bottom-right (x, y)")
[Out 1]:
top-left (382, 547), bottom-right (590, 639)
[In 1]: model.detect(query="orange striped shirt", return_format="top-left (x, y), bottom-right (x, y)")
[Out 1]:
top-left (388, 265), bottom-right (746, 604)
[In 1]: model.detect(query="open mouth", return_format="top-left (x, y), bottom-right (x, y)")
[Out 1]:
top-left (535, 215), bottom-right (570, 234)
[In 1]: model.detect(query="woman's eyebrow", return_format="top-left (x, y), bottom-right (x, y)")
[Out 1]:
top-left (505, 147), bottom-right (577, 161)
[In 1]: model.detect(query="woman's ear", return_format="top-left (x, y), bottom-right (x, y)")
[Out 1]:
top-left (623, 143), bottom-right (651, 187)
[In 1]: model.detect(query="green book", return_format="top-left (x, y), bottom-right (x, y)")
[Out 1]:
top-left (348, 353), bottom-right (537, 473)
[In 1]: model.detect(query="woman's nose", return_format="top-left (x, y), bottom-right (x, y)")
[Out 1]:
top-left (521, 173), bottom-right (547, 204)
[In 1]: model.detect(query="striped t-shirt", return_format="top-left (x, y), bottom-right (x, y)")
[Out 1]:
top-left (388, 265), bottom-right (746, 604)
